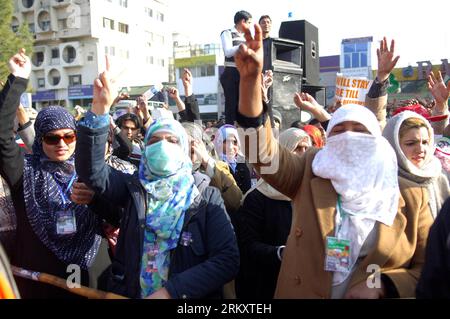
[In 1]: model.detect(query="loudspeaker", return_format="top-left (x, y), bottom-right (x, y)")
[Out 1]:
top-left (279, 20), bottom-right (319, 85)
top-left (271, 70), bottom-right (302, 109)
top-left (263, 38), bottom-right (303, 74)
top-left (302, 84), bottom-right (326, 107)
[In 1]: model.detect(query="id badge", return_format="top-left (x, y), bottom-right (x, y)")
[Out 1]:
top-left (180, 231), bottom-right (193, 247)
top-left (56, 210), bottom-right (77, 235)
top-left (324, 236), bottom-right (351, 273)
top-left (145, 243), bottom-right (159, 273)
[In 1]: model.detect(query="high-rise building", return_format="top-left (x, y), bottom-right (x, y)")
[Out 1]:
top-left (12, 0), bottom-right (172, 109)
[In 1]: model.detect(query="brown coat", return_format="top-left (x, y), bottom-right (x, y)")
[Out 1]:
top-left (238, 115), bottom-right (433, 298)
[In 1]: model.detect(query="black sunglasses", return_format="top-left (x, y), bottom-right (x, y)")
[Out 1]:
top-left (42, 133), bottom-right (77, 145)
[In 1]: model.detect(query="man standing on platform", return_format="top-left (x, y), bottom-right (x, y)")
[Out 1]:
top-left (220, 10), bottom-right (252, 124)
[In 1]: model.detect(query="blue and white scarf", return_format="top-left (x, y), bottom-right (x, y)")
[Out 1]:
top-left (23, 106), bottom-right (100, 270)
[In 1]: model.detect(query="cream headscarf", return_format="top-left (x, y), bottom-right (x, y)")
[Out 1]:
top-left (254, 128), bottom-right (311, 201)
top-left (312, 104), bottom-right (400, 285)
top-left (383, 111), bottom-right (449, 219)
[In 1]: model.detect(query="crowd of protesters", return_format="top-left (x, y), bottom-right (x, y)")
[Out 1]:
top-left (0, 12), bottom-right (450, 299)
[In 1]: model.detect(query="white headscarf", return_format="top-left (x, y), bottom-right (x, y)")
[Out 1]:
top-left (255, 128), bottom-right (311, 201)
top-left (383, 111), bottom-right (449, 219)
top-left (312, 104), bottom-right (400, 285)
top-left (382, 111), bottom-right (442, 181)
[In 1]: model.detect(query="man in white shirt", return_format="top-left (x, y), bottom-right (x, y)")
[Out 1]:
top-left (220, 10), bottom-right (252, 125)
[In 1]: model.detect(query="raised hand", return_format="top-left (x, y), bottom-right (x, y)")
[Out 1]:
top-left (92, 55), bottom-right (116, 115)
top-left (70, 182), bottom-right (95, 205)
top-left (236, 24), bottom-right (264, 117)
top-left (294, 92), bottom-right (331, 122)
top-left (294, 92), bottom-right (322, 113)
top-left (182, 68), bottom-right (193, 96)
top-left (428, 71), bottom-right (450, 106)
top-left (167, 87), bottom-right (180, 100)
top-left (8, 48), bottom-right (32, 79)
top-left (235, 23), bottom-right (263, 79)
top-left (112, 92), bottom-right (130, 106)
top-left (376, 37), bottom-right (400, 82)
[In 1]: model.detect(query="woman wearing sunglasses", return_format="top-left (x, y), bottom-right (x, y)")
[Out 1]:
top-left (0, 50), bottom-right (104, 298)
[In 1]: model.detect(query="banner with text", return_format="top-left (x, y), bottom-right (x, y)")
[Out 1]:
top-left (335, 73), bottom-right (373, 106)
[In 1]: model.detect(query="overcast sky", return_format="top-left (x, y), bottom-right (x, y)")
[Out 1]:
top-left (169, 0), bottom-right (449, 68)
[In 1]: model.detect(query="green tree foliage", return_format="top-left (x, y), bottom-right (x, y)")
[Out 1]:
top-left (0, 0), bottom-right (34, 84)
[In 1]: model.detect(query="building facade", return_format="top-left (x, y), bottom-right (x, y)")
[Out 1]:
top-left (173, 41), bottom-right (224, 120)
top-left (12, 0), bottom-right (172, 110)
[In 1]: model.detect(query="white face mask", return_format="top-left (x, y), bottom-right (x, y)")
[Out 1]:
top-left (312, 131), bottom-right (399, 226)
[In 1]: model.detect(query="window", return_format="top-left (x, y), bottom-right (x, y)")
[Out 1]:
top-left (206, 65), bottom-right (215, 76)
top-left (63, 46), bottom-right (76, 63)
top-left (157, 12), bottom-right (164, 22)
top-left (119, 49), bottom-right (129, 59)
top-left (105, 46), bottom-right (116, 56)
top-left (38, 78), bottom-right (45, 88)
top-left (118, 22), bottom-right (129, 34)
top-left (157, 58), bottom-right (165, 67)
top-left (360, 52), bottom-right (367, 67)
top-left (51, 48), bottom-right (60, 59)
top-left (103, 17), bottom-right (114, 30)
top-left (32, 51), bottom-right (44, 67)
top-left (11, 18), bottom-right (19, 33)
top-left (48, 69), bottom-right (61, 86)
top-left (28, 23), bottom-right (35, 33)
top-left (343, 42), bottom-right (369, 69)
top-left (146, 56), bottom-right (154, 64)
top-left (344, 54), bottom-right (351, 69)
top-left (199, 65), bottom-right (215, 77)
top-left (58, 18), bottom-right (67, 30)
top-left (69, 75), bottom-right (82, 86)
top-left (119, 0), bottom-right (127, 7)
top-left (22, 0), bottom-right (34, 8)
top-left (180, 65), bottom-right (215, 78)
top-left (37, 11), bottom-right (51, 31)
top-left (87, 55), bottom-right (94, 61)
top-left (145, 7), bottom-right (153, 17)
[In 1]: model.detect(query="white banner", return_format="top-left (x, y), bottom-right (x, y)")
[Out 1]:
top-left (335, 73), bottom-right (373, 106)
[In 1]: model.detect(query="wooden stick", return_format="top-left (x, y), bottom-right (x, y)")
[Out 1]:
top-left (11, 266), bottom-right (128, 299)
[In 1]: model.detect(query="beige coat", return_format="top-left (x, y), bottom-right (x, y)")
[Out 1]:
top-left (238, 112), bottom-right (433, 298)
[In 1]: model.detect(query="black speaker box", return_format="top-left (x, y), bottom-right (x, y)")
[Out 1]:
top-left (263, 38), bottom-right (303, 74)
top-left (271, 70), bottom-right (302, 109)
top-left (279, 20), bottom-right (319, 85)
top-left (302, 84), bottom-right (326, 107)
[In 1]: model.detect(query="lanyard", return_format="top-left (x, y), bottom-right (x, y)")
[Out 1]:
top-left (336, 195), bottom-right (348, 237)
top-left (55, 174), bottom-right (77, 207)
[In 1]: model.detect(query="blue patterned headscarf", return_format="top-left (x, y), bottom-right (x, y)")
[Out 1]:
top-left (23, 106), bottom-right (101, 270)
top-left (139, 118), bottom-right (199, 297)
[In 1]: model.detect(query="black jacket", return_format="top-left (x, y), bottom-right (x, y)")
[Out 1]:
top-left (75, 123), bottom-right (239, 299)
top-left (236, 189), bottom-right (292, 299)
top-left (178, 95), bottom-right (200, 123)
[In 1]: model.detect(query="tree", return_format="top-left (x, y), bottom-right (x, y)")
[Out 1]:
top-left (0, 0), bottom-right (34, 84)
